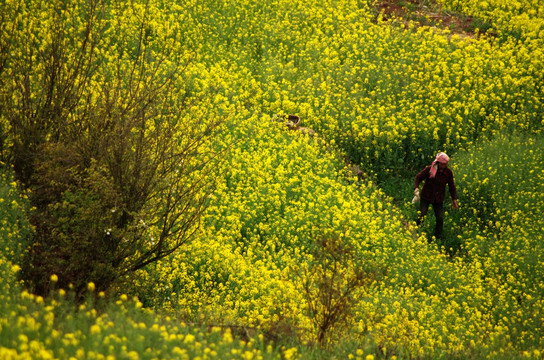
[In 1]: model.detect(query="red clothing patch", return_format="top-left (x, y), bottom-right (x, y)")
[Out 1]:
top-left (415, 165), bottom-right (457, 203)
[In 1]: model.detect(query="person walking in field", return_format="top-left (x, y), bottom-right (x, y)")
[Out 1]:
top-left (412, 152), bottom-right (458, 239)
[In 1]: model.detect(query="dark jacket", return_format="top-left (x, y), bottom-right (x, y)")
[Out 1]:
top-left (414, 165), bottom-right (457, 203)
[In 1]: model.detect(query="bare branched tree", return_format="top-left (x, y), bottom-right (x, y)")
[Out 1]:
top-left (1, 0), bottom-right (226, 297)
top-left (300, 232), bottom-right (384, 347)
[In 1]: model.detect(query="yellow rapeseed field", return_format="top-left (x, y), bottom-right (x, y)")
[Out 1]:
top-left (1, 0), bottom-right (543, 358)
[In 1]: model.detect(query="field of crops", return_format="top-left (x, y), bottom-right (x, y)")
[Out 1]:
top-left (1, 0), bottom-right (543, 358)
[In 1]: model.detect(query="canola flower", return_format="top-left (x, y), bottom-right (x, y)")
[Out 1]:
top-left (140, 116), bottom-right (508, 355)
top-left (436, 0), bottom-right (544, 40)
top-left (1, 0), bottom-right (543, 358)
top-left (184, 0), bottom-right (542, 181)
top-left (0, 184), bottom-right (281, 359)
top-left (452, 133), bottom-right (544, 350)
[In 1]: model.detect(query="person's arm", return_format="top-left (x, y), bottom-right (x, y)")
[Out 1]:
top-left (414, 166), bottom-right (430, 189)
top-left (412, 167), bottom-right (428, 204)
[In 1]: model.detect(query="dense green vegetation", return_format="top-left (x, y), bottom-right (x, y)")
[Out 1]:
top-left (1, 0), bottom-right (543, 358)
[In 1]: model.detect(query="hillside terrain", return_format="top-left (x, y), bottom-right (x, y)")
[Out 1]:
top-left (1, 0), bottom-right (543, 359)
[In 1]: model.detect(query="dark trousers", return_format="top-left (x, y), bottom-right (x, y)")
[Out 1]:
top-left (416, 198), bottom-right (444, 239)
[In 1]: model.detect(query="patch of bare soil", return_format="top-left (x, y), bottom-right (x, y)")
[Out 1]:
top-left (373, 0), bottom-right (494, 39)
